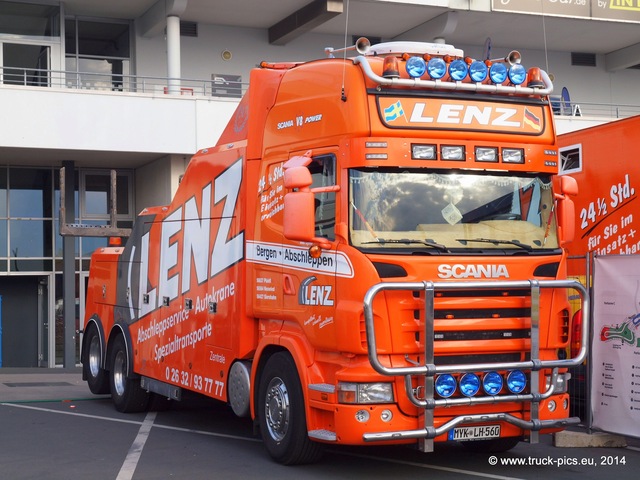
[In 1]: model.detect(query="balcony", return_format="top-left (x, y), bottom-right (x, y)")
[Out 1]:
top-left (0, 67), bottom-right (245, 167)
top-left (1, 66), bottom-right (638, 160)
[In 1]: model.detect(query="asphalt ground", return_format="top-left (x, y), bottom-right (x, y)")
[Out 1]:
top-left (1, 368), bottom-right (639, 480)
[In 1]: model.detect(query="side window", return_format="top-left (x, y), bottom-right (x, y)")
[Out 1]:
top-left (559, 144), bottom-right (582, 175)
top-left (309, 154), bottom-right (336, 240)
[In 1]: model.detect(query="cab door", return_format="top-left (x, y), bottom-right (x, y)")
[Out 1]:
top-left (281, 152), bottom-right (339, 348)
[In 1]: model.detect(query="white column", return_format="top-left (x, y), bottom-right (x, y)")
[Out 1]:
top-left (166, 15), bottom-right (181, 94)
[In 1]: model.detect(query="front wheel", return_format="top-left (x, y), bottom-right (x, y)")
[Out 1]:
top-left (83, 324), bottom-right (109, 395)
top-left (258, 352), bottom-right (323, 465)
top-left (109, 335), bottom-right (149, 413)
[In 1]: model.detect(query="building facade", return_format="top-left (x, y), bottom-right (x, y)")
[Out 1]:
top-left (0, 0), bottom-right (639, 367)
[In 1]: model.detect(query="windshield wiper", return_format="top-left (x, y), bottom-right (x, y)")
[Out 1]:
top-left (455, 237), bottom-right (533, 251)
top-left (362, 238), bottom-right (450, 253)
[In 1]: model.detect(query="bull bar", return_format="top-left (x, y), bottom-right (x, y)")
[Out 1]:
top-left (362, 279), bottom-right (589, 451)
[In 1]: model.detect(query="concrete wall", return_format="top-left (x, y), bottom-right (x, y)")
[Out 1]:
top-left (135, 154), bottom-right (189, 210)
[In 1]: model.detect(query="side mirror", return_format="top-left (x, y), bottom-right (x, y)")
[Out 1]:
top-left (284, 165), bottom-right (312, 190)
top-left (557, 196), bottom-right (576, 245)
top-left (560, 175), bottom-right (578, 196)
top-left (282, 152), bottom-right (339, 249)
top-left (283, 190), bottom-right (319, 241)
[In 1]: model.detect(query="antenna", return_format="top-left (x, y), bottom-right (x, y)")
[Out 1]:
top-left (483, 37), bottom-right (492, 61)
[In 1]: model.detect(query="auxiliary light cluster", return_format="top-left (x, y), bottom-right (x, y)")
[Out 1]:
top-left (435, 370), bottom-right (527, 398)
top-left (411, 144), bottom-right (525, 163)
top-left (382, 51), bottom-right (530, 86)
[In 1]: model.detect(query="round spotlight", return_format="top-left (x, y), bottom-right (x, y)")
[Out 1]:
top-left (435, 374), bottom-right (457, 398)
top-left (355, 409), bottom-right (370, 422)
top-left (449, 59), bottom-right (468, 81)
top-left (380, 409), bottom-right (393, 422)
top-left (427, 58), bottom-right (447, 79)
top-left (406, 56), bottom-right (427, 78)
top-left (548, 400), bottom-right (557, 412)
top-left (489, 63), bottom-right (508, 84)
top-left (459, 373), bottom-right (480, 397)
top-left (508, 64), bottom-right (527, 85)
top-left (507, 370), bottom-right (527, 394)
top-left (483, 371), bottom-right (503, 395)
top-left (469, 61), bottom-right (488, 82)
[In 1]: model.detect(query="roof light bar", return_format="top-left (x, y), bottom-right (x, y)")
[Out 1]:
top-left (352, 41), bottom-right (553, 96)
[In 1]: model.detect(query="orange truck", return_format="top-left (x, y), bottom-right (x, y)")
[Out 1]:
top-left (558, 116), bottom-right (639, 391)
top-left (81, 38), bottom-right (588, 464)
top-left (560, 116), bottom-right (639, 260)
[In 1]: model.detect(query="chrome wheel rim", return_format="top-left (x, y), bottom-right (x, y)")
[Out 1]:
top-left (88, 335), bottom-right (101, 378)
top-left (113, 350), bottom-right (127, 397)
top-left (264, 376), bottom-right (290, 442)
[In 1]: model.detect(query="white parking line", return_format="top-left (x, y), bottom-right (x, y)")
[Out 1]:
top-left (116, 411), bottom-right (157, 480)
top-left (1, 402), bottom-right (522, 479)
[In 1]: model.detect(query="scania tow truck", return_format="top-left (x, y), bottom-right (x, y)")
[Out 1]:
top-left (82, 37), bottom-right (589, 464)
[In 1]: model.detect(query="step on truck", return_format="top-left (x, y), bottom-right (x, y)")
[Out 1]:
top-left (82, 37), bottom-right (589, 465)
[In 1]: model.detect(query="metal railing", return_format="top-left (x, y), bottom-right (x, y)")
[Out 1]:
top-left (0, 66), bottom-right (247, 99)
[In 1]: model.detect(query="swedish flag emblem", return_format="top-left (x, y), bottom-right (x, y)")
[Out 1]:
top-left (384, 101), bottom-right (404, 122)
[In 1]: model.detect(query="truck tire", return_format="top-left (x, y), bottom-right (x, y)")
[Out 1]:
top-left (109, 335), bottom-right (149, 413)
top-left (83, 324), bottom-right (110, 395)
top-left (258, 352), bottom-right (323, 465)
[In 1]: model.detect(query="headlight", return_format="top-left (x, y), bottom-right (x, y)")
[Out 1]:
top-left (449, 59), bottom-right (468, 81)
top-left (412, 144), bottom-right (437, 160)
top-left (406, 56), bottom-right (427, 78)
top-left (441, 145), bottom-right (465, 161)
top-left (427, 58), bottom-right (447, 79)
top-left (483, 371), bottom-right (503, 395)
top-left (338, 382), bottom-right (394, 404)
top-left (507, 370), bottom-right (527, 394)
top-left (469, 61), bottom-right (488, 82)
top-left (489, 63), bottom-right (508, 84)
top-left (546, 372), bottom-right (571, 394)
top-left (435, 374), bottom-right (457, 398)
top-left (508, 64), bottom-right (527, 85)
top-left (475, 147), bottom-right (498, 162)
top-left (502, 148), bottom-right (524, 164)
top-left (459, 373), bottom-right (480, 397)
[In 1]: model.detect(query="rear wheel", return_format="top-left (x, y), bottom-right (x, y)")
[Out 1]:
top-left (258, 352), bottom-right (323, 465)
top-left (83, 325), bottom-right (109, 394)
top-left (109, 335), bottom-right (149, 413)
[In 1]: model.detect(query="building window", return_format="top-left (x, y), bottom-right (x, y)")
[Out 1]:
top-left (80, 170), bottom-right (132, 218)
top-left (65, 19), bottom-right (131, 90)
top-left (0, 1), bottom-right (60, 37)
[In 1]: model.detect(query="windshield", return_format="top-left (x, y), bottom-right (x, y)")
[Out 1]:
top-left (349, 169), bottom-right (559, 252)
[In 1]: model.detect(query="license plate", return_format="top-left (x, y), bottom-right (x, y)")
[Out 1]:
top-left (448, 425), bottom-right (501, 441)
